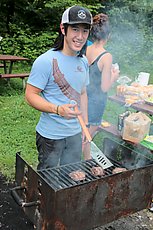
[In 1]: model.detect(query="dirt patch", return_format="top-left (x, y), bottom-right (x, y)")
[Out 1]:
top-left (0, 172), bottom-right (152, 230)
top-left (0, 173), bottom-right (34, 230)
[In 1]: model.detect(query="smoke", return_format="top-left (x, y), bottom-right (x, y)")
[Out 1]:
top-left (103, 138), bottom-right (153, 170)
top-left (105, 6), bottom-right (153, 78)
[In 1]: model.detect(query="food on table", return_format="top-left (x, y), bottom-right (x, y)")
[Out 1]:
top-left (112, 167), bottom-right (127, 174)
top-left (117, 84), bottom-right (153, 101)
top-left (101, 121), bottom-right (111, 128)
top-left (125, 96), bottom-right (140, 105)
top-left (130, 82), bottom-right (141, 87)
top-left (145, 96), bottom-right (153, 105)
top-left (144, 135), bottom-right (153, 143)
top-left (146, 97), bottom-right (153, 102)
top-left (91, 166), bottom-right (105, 176)
top-left (69, 170), bottom-right (86, 181)
top-left (117, 85), bottom-right (127, 94)
top-left (116, 84), bottom-right (153, 105)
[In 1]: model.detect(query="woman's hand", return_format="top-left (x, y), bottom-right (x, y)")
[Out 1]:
top-left (111, 64), bottom-right (120, 82)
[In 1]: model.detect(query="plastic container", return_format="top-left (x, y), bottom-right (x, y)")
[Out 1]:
top-left (137, 72), bottom-right (150, 86)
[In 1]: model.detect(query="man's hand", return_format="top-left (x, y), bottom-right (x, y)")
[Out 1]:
top-left (57, 103), bottom-right (81, 119)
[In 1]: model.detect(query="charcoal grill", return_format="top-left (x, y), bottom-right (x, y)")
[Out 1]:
top-left (11, 137), bottom-right (153, 230)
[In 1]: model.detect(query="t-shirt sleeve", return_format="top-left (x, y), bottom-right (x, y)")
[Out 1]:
top-left (27, 54), bottom-right (52, 90)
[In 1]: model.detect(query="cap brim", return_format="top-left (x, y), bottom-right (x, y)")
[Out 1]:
top-left (65, 21), bottom-right (91, 25)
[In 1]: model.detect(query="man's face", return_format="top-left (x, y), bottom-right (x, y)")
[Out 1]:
top-left (62, 24), bottom-right (90, 56)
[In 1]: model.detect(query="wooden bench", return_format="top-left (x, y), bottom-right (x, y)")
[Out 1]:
top-left (0, 63), bottom-right (4, 68)
top-left (98, 123), bottom-right (121, 138)
top-left (0, 73), bottom-right (29, 89)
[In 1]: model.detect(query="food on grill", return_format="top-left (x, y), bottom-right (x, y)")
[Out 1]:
top-left (69, 170), bottom-right (86, 181)
top-left (112, 167), bottom-right (127, 174)
top-left (91, 166), bottom-right (104, 176)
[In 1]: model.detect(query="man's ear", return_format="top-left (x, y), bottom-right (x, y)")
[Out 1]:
top-left (60, 23), bottom-right (65, 35)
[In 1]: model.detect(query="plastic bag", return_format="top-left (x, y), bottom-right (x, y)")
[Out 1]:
top-left (122, 112), bottom-right (151, 143)
top-left (117, 76), bottom-right (132, 85)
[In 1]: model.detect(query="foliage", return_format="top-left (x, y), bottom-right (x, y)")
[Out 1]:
top-left (106, 5), bottom-right (153, 79)
top-left (1, 23), bottom-right (58, 60)
top-left (0, 0), bottom-right (101, 35)
top-left (0, 0), bottom-right (101, 60)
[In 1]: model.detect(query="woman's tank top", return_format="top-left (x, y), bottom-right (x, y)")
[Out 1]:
top-left (87, 51), bottom-right (108, 101)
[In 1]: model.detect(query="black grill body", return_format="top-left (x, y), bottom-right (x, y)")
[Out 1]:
top-left (11, 138), bottom-right (153, 230)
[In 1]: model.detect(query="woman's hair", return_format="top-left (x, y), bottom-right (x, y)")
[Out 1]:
top-left (90, 13), bottom-right (110, 42)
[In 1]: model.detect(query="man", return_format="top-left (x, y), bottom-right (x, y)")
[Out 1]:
top-left (25, 5), bottom-right (92, 170)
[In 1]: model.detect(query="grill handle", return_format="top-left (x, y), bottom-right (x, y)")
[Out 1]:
top-left (11, 186), bottom-right (40, 207)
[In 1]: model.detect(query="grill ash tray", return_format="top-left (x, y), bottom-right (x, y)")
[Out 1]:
top-left (103, 137), bottom-right (153, 170)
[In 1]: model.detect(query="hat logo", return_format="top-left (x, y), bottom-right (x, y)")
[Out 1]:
top-left (77, 10), bottom-right (86, 20)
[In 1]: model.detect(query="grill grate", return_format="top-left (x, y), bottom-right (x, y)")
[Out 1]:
top-left (38, 159), bottom-right (123, 191)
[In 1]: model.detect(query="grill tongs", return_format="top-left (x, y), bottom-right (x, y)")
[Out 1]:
top-left (75, 106), bottom-right (113, 169)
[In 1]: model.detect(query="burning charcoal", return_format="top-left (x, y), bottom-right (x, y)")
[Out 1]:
top-left (69, 170), bottom-right (86, 181)
top-left (112, 167), bottom-right (127, 174)
top-left (91, 166), bottom-right (105, 176)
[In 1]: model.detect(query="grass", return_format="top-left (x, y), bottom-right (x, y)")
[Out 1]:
top-left (0, 77), bottom-right (39, 179)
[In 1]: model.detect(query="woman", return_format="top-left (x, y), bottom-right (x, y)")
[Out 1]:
top-left (83, 13), bottom-right (120, 159)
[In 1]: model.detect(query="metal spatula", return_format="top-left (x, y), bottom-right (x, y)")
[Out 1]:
top-left (74, 106), bottom-right (113, 169)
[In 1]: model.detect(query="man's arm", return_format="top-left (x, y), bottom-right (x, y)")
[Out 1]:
top-left (25, 83), bottom-right (58, 113)
top-left (25, 83), bottom-right (81, 118)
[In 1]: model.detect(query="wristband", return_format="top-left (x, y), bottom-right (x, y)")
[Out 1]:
top-left (56, 105), bottom-right (60, 115)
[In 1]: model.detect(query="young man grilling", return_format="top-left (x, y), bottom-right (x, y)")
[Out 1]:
top-left (25, 5), bottom-right (92, 170)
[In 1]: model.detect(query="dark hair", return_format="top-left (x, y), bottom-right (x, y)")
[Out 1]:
top-left (53, 24), bottom-right (69, 51)
top-left (90, 13), bottom-right (110, 41)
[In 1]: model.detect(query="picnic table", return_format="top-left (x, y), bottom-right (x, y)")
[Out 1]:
top-left (0, 54), bottom-right (30, 89)
top-left (97, 94), bottom-right (153, 154)
top-left (108, 95), bottom-right (153, 116)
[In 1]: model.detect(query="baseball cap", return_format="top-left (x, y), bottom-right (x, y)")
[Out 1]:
top-left (61, 5), bottom-right (93, 25)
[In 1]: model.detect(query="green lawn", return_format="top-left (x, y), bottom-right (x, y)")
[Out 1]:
top-left (0, 78), bottom-right (39, 179)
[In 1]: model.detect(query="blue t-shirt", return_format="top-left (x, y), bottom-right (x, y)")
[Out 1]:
top-left (27, 49), bottom-right (89, 139)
